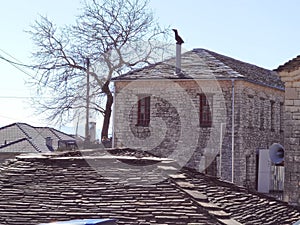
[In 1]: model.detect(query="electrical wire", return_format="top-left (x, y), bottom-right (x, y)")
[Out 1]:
top-left (0, 48), bottom-right (23, 63)
top-left (0, 48), bottom-right (51, 99)
top-left (0, 96), bottom-right (52, 99)
top-left (0, 47), bottom-right (39, 81)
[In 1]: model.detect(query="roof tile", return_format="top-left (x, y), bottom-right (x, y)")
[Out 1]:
top-left (276, 55), bottom-right (300, 73)
top-left (0, 123), bottom-right (75, 153)
top-left (113, 49), bottom-right (284, 90)
top-left (0, 150), bottom-right (298, 224)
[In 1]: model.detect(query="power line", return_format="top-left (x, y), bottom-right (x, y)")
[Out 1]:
top-left (0, 54), bottom-right (36, 79)
top-left (0, 48), bottom-right (37, 80)
top-left (0, 96), bottom-right (53, 99)
top-left (0, 48), bottom-right (23, 63)
top-left (0, 96), bottom-right (31, 99)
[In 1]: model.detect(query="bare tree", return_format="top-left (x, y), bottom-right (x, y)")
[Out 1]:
top-left (27, 0), bottom-right (170, 141)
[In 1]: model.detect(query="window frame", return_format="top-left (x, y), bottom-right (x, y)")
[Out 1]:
top-left (259, 97), bottom-right (265, 130)
top-left (248, 95), bottom-right (254, 128)
top-left (137, 95), bottom-right (151, 127)
top-left (270, 100), bottom-right (275, 132)
top-left (199, 93), bottom-right (213, 127)
top-left (279, 102), bottom-right (284, 133)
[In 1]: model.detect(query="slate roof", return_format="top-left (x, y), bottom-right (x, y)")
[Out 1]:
top-left (0, 123), bottom-right (75, 153)
top-left (276, 55), bottom-right (300, 73)
top-left (0, 149), bottom-right (299, 225)
top-left (113, 48), bottom-right (284, 90)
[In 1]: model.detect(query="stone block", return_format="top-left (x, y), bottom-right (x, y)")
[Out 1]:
top-left (292, 81), bottom-right (300, 88)
top-left (293, 130), bottom-right (300, 138)
top-left (288, 138), bottom-right (299, 145)
top-left (294, 156), bottom-right (300, 162)
top-left (285, 100), bottom-right (294, 106)
top-left (285, 106), bottom-right (300, 113)
top-left (285, 87), bottom-right (298, 99)
top-left (292, 113), bottom-right (300, 120)
top-left (294, 100), bottom-right (300, 106)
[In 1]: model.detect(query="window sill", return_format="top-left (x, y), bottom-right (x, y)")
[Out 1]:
top-left (200, 125), bottom-right (213, 128)
top-left (135, 124), bottom-right (150, 128)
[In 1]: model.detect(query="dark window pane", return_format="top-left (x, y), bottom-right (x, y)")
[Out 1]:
top-left (200, 94), bottom-right (212, 127)
top-left (137, 96), bottom-right (150, 126)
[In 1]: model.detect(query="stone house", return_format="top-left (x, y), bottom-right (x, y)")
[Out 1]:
top-left (276, 57), bottom-right (300, 206)
top-left (112, 48), bottom-right (285, 190)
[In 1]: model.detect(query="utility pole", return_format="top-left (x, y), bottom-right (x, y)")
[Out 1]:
top-left (85, 58), bottom-right (90, 146)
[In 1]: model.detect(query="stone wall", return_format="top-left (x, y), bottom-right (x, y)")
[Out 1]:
top-left (113, 79), bottom-right (284, 188)
top-left (277, 69), bottom-right (300, 206)
top-left (234, 81), bottom-right (284, 188)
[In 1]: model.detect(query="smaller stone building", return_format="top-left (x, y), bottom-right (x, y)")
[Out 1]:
top-left (276, 57), bottom-right (300, 206)
top-left (112, 48), bottom-right (284, 189)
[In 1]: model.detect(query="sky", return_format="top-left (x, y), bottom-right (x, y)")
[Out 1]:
top-left (0, 0), bottom-right (300, 136)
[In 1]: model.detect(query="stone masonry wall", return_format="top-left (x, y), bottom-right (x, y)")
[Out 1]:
top-left (278, 69), bottom-right (300, 206)
top-left (113, 79), bottom-right (284, 188)
top-left (235, 81), bottom-right (284, 188)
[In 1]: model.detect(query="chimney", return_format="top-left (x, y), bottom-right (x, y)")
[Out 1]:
top-left (176, 44), bottom-right (182, 74)
top-left (45, 137), bottom-right (54, 151)
top-left (172, 29), bottom-right (184, 74)
top-left (89, 121), bottom-right (96, 143)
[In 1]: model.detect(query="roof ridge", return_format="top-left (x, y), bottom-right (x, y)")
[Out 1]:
top-left (15, 123), bottom-right (31, 139)
top-left (16, 123), bottom-right (41, 152)
top-left (48, 127), bottom-right (74, 140)
top-left (194, 48), bottom-right (284, 90)
top-left (170, 174), bottom-right (243, 225)
top-left (111, 61), bottom-right (169, 80)
top-left (196, 48), bottom-right (272, 72)
top-left (180, 167), bottom-right (300, 223)
top-left (0, 122), bottom-right (43, 130)
top-left (0, 122), bottom-right (20, 131)
top-left (49, 128), bottom-right (61, 139)
top-left (112, 48), bottom-right (284, 89)
top-left (194, 48), bottom-right (244, 78)
top-left (0, 137), bottom-right (27, 149)
top-left (0, 137), bottom-right (39, 153)
top-left (276, 54), bottom-right (300, 72)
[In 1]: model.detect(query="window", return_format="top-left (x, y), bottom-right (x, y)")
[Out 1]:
top-left (260, 98), bottom-right (265, 130)
top-left (200, 94), bottom-right (212, 127)
top-left (137, 96), bottom-right (150, 127)
top-left (280, 102), bottom-right (284, 132)
top-left (248, 95), bottom-right (254, 128)
top-left (270, 100), bottom-right (275, 131)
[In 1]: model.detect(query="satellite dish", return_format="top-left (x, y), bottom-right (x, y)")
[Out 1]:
top-left (269, 143), bottom-right (284, 164)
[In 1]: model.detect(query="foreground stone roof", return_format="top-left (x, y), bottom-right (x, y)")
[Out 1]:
top-left (0, 149), bottom-right (299, 225)
top-left (113, 48), bottom-right (284, 90)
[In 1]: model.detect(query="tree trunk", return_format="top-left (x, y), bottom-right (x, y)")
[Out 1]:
top-left (101, 81), bottom-right (113, 141)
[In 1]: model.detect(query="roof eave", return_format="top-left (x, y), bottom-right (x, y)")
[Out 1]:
top-left (113, 76), bottom-right (284, 90)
